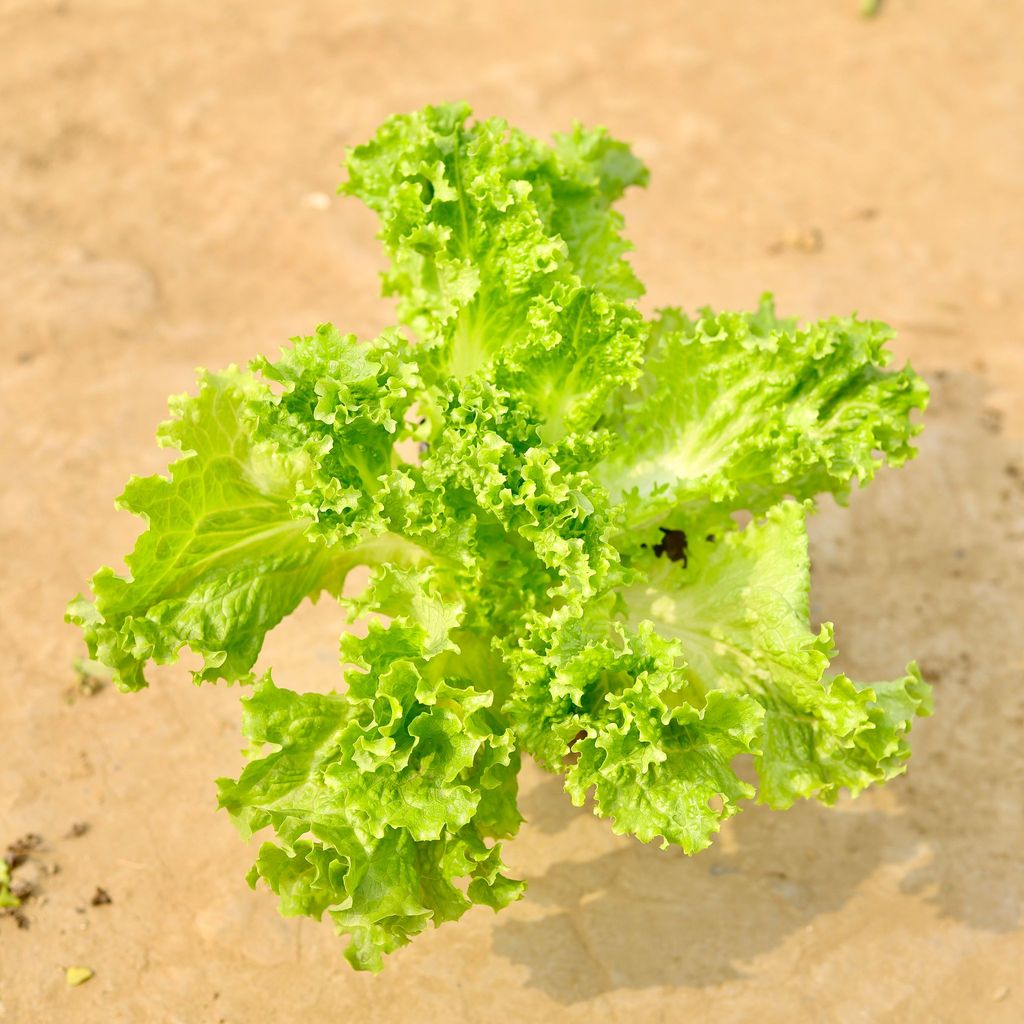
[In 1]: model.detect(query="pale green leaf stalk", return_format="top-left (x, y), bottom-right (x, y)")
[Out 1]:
top-left (69, 102), bottom-right (930, 970)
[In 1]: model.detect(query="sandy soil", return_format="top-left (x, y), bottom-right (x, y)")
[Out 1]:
top-left (1, 1), bottom-right (1022, 1021)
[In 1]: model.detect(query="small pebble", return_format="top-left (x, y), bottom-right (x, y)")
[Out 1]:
top-left (303, 191), bottom-right (331, 211)
top-left (709, 863), bottom-right (739, 876)
top-left (65, 966), bottom-right (93, 987)
top-left (768, 225), bottom-right (824, 255)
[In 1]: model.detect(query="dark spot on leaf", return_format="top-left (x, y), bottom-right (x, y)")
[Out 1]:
top-left (653, 529), bottom-right (688, 566)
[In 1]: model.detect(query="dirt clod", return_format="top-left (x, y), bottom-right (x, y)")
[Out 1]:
top-left (65, 659), bottom-right (112, 703)
top-left (9, 880), bottom-right (34, 902)
top-left (767, 225), bottom-right (824, 254)
top-left (4, 835), bottom-right (42, 870)
top-left (980, 408), bottom-right (1004, 434)
top-left (90, 887), bottom-right (112, 907)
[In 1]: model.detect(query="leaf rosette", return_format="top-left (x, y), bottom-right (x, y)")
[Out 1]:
top-left (69, 102), bottom-right (930, 969)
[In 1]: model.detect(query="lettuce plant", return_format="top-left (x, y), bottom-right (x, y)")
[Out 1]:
top-left (68, 103), bottom-right (930, 970)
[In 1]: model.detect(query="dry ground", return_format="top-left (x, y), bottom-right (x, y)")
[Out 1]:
top-left (1, 2), bottom-right (1022, 1022)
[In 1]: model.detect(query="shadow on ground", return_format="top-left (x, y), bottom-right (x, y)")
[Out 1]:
top-left (494, 372), bottom-right (1024, 1001)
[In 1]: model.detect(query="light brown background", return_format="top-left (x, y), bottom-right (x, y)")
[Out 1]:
top-left (1, 1), bottom-right (1022, 1022)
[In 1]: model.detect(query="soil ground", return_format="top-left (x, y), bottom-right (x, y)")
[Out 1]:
top-left (1, 2), bottom-right (1022, 1022)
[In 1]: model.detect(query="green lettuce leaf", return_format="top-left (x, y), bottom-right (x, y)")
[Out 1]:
top-left (503, 597), bottom-right (764, 852)
top-left (344, 101), bottom-right (648, 440)
top-left (596, 296), bottom-right (929, 543)
top-left (620, 501), bottom-right (932, 806)
top-left (67, 367), bottom-right (337, 691)
top-left (251, 324), bottom-right (420, 542)
top-left (217, 565), bottom-right (523, 970)
top-left (66, 331), bottom-right (426, 691)
top-left (417, 375), bottom-right (624, 610)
